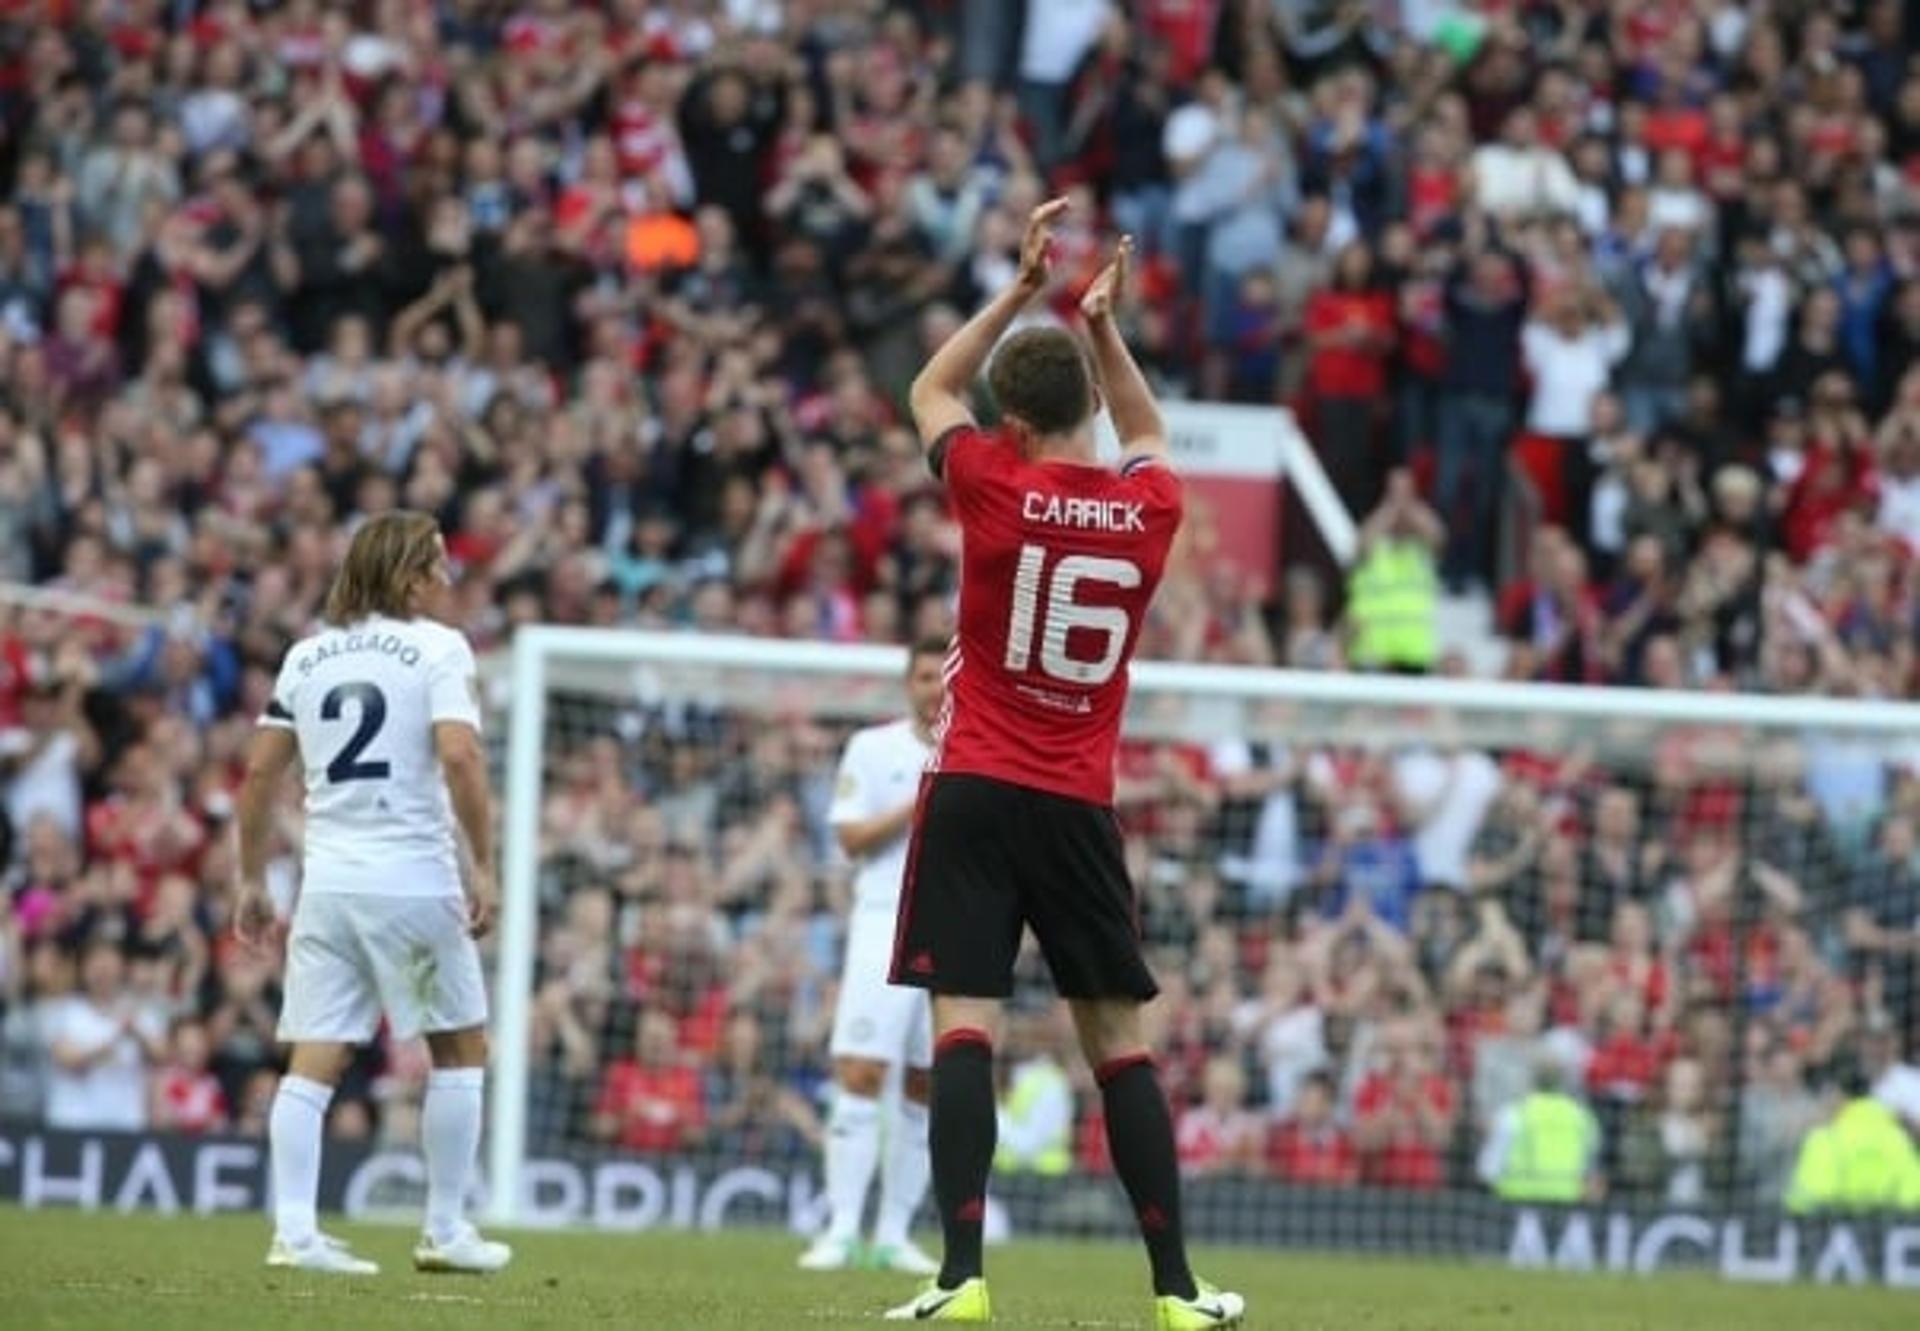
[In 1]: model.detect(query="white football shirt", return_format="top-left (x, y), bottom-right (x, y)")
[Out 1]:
top-left (828, 718), bottom-right (931, 914)
top-left (261, 614), bottom-right (481, 898)
top-left (42, 997), bottom-right (164, 1131)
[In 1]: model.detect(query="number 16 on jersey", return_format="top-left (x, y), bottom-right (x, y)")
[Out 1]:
top-left (1004, 544), bottom-right (1142, 687)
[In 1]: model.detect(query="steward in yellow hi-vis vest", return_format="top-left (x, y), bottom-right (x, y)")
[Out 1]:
top-left (1787, 1065), bottom-right (1920, 1213)
top-left (1480, 1061), bottom-right (1600, 1203)
top-left (995, 1055), bottom-right (1072, 1176)
top-left (1346, 470), bottom-right (1442, 673)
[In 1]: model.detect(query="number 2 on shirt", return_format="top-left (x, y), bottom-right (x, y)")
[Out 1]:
top-left (1003, 543), bottom-right (1141, 687)
top-left (321, 681), bottom-right (391, 784)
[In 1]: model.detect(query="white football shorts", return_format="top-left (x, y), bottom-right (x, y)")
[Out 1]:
top-left (278, 893), bottom-right (488, 1042)
top-left (829, 909), bottom-right (932, 1067)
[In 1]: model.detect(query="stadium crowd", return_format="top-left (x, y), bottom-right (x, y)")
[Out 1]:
top-left (5, 0), bottom-right (1920, 1212)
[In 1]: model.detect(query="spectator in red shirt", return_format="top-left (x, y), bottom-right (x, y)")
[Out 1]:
top-left (44, 284), bottom-right (122, 413)
top-left (1598, 901), bottom-right (1672, 1019)
top-left (1498, 528), bottom-right (1605, 683)
top-left (1585, 988), bottom-right (1668, 1108)
top-left (1174, 1056), bottom-right (1264, 1175)
top-left (1138, 0), bottom-right (1221, 87)
top-left (1351, 1018), bottom-right (1456, 1190)
top-left (1782, 374), bottom-right (1878, 562)
top-left (626, 877), bottom-right (731, 1058)
top-left (1676, 843), bottom-right (1799, 1006)
top-left (591, 1010), bottom-right (707, 1154)
top-left (1641, 78), bottom-right (1708, 162)
top-left (149, 1016), bottom-right (229, 1134)
top-left (85, 740), bottom-right (208, 901)
top-left (58, 235), bottom-right (125, 342)
top-left (1268, 1071), bottom-right (1358, 1186)
top-left (1698, 94), bottom-right (1747, 201)
top-left (1303, 240), bottom-right (1396, 519)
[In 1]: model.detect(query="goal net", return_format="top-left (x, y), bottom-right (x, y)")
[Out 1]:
top-left (485, 628), bottom-right (1920, 1283)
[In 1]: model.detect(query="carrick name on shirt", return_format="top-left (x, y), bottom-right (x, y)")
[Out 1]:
top-left (1020, 492), bottom-right (1148, 532)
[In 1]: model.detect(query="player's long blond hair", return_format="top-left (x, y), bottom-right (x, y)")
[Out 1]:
top-left (323, 511), bottom-right (444, 626)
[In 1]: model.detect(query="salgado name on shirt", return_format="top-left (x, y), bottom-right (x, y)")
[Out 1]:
top-left (1020, 492), bottom-right (1147, 533)
top-left (296, 632), bottom-right (424, 674)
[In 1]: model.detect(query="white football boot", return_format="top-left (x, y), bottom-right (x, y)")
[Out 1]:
top-left (413, 1223), bottom-right (513, 1274)
top-left (266, 1234), bottom-right (380, 1275)
top-left (796, 1234), bottom-right (860, 1271)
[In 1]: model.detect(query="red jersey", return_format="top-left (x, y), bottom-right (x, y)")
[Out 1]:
top-left (594, 1060), bottom-right (706, 1153)
top-left (1267, 1119), bottom-right (1359, 1186)
top-left (1140, 0), bottom-right (1221, 85)
top-left (1586, 1030), bottom-right (1672, 1102)
top-left (933, 427), bottom-right (1182, 806)
top-left (155, 1068), bottom-right (228, 1134)
top-left (1352, 1072), bottom-right (1454, 1190)
top-left (1303, 290), bottom-right (1395, 400)
top-left (1174, 1105), bottom-right (1263, 1172)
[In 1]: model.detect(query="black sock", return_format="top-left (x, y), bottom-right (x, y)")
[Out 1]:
top-left (1099, 1054), bottom-right (1197, 1300)
top-left (930, 1029), bottom-right (995, 1288)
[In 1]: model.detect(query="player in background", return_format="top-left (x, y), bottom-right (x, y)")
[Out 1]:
top-left (882, 205), bottom-right (1246, 1329)
top-left (798, 636), bottom-right (949, 1277)
top-left (234, 511), bottom-right (511, 1277)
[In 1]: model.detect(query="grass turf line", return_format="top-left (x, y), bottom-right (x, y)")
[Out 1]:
top-left (2, 1207), bottom-right (1915, 1331)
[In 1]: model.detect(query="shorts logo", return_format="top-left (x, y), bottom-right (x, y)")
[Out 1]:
top-left (908, 951), bottom-right (935, 976)
top-left (407, 944), bottom-right (438, 1009)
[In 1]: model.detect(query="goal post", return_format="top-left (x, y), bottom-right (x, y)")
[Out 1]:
top-left (485, 628), bottom-right (1920, 1282)
top-left (485, 628), bottom-right (909, 1222)
top-left (487, 623), bottom-right (549, 1224)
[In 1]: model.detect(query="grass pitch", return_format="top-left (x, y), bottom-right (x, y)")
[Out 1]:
top-left (3, 1207), bottom-right (1915, 1331)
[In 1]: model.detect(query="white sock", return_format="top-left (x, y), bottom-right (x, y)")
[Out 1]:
top-left (422, 1066), bottom-right (486, 1245)
top-left (823, 1089), bottom-right (882, 1244)
top-left (874, 1095), bottom-right (931, 1250)
top-left (270, 1075), bottom-right (333, 1247)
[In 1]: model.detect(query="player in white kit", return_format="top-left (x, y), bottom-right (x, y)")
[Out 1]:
top-left (234, 511), bottom-right (510, 1277)
top-left (799, 637), bottom-right (948, 1275)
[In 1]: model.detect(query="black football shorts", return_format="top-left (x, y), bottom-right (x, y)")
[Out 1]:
top-left (888, 772), bottom-right (1158, 1002)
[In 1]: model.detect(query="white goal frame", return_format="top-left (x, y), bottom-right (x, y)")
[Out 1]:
top-left (485, 627), bottom-right (1920, 1224)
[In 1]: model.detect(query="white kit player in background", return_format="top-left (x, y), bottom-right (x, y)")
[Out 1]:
top-left (234, 511), bottom-right (511, 1277)
top-left (799, 637), bottom-right (950, 1276)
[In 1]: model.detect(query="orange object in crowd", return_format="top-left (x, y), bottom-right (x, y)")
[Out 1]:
top-left (625, 213), bottom-right (700, 272)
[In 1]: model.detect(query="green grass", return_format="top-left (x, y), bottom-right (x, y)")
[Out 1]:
top-left (2, 1208), bottom-right (1914, 1331)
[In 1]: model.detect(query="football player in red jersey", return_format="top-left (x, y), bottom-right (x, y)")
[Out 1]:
top-left (882, 201), bottom-right (1245, 1330)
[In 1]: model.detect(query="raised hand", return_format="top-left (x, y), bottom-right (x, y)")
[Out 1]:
top-left (1015, 196), bottom-right (1070, 295)
top-left (1080, 234), bottom-right (1134, 324)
